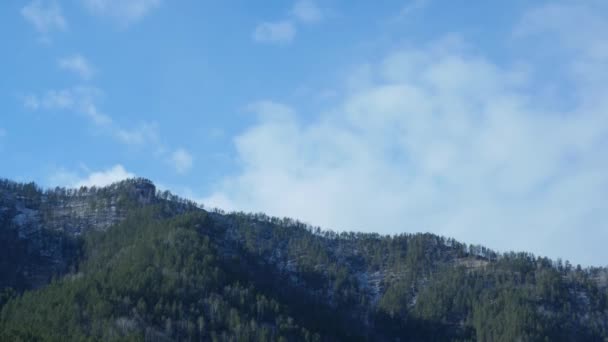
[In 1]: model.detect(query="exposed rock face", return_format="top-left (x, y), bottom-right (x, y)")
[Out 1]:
top-left (0, 178), bottom-right (157, 289)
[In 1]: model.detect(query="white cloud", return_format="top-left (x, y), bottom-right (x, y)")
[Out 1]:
top-left (58, 55), bottom-right (96, 80)
top-left (206, 4), bottom-right (608, 266)
top-left (81, 0), bottom-right (161, 24)
top-left (253, 20), bottom-right (296, 44)
top-left (254, 0), bottom-right (324, 44)
top-left (170, 148), bottom-right (194, 174)
top-left (291, 0), bottom-right (323, 23)
top-left (23, 87), bottom-right (113, 126)
top-left (76, 165), bottom-right (134, 187)
top-left (21, 0), bottom-right (66, 33)
top-left (51, 165), bottom-right (135, 188)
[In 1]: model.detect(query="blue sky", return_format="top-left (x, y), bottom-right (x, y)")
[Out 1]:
top-left (2, 0), bottom-right (608, 266)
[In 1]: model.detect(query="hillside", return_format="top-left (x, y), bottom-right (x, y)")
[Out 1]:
top-left (1, 178), bottom-right (607, 341)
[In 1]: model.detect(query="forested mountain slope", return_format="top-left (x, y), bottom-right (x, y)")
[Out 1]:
top-left (1, 178), bottom-right (607, 341)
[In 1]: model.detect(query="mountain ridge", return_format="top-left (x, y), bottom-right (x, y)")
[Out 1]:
top-left (1, 177), bottom-right (608, 341)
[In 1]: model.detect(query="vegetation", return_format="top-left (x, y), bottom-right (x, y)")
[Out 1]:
top-left (1, 208), bottom-right (321, 341)
top-left (1, 179), bottom-right (607, 341)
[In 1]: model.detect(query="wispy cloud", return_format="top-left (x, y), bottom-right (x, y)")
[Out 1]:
top-left (253, 20), bottom-right (296, 44)
top-left (170, 148), bottom-right (194, 174)
top-left (253, 0), bottom-right (324, 44)
top-left (399, 0), bottom-right (429, 17)
top-left (22, 87), bottom-right (189, 173)
top-left (50, 164), bottom-right (135, 188)
top-left (81, 0), bottom-right (161, 25)
top-left (21, 0), bottom-right (67, 33)
top-left (21, 88), bottom-right (163, 147)
top-left (291, 0), bottom-right (323, 23)
top-left (58, 55), bottom-right (96, 80)
top-left (207, 3), bottom-right (608, 266)
top-left (515, 1), bottom-right (608, 91)
top-left (115, 122), bottom-right (160, 146)
top-left (23, 87), bottom-right (112, 126)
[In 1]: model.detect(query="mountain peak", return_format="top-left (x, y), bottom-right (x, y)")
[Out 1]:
top-left (105, 177), bottom-right (156, 205)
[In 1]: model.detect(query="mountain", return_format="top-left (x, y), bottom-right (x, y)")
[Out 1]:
top-left (1, 178), bottom-right (607, 341)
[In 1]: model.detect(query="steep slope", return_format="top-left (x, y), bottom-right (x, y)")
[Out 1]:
top-left (1, 179), bottom-right (607, 341)
top-left (0, 178), bottom-right (158, 290)
top-left (1, 208), bottom-right (326, 341)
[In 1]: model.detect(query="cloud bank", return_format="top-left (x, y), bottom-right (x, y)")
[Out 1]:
top-left (207, 3), bottom-right (608, 266)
